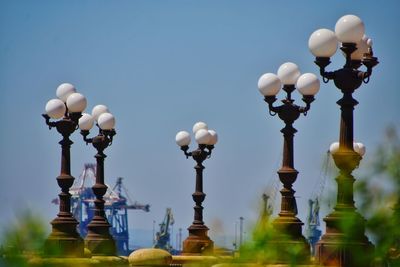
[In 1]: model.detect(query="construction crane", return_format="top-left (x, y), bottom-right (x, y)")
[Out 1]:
top-left (153, 208), bottom-right (174, 252)
top-left (305, 151), bottom-right (332, 256)
top-left (53, 163), bottom-right (150, 255)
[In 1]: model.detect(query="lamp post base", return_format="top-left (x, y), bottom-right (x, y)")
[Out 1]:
top-left (267, 216), bottom-right (310, 264)
top-left (182, 225), bottom-right (214, 255)
top-left (44, 217), bottom-right (84, 257)
top-left (84, 217), bottom-right (116, 256)
top-left (316, 210), bottom-right (374, 267)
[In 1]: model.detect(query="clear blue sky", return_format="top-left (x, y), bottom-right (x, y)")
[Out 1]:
top-left (0, 1), bottom-right (399, 248)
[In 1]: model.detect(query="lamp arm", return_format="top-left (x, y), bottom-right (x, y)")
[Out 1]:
top-left (181, 146), bottom-right (192, 159)
top-left (80, 130), bottom-right (93, 145)
top-left (299, 95), bottom-right (315, 116)
top-left (42, 114), bottom-right (57, 129)
top-left (206, 145), bottom-right (214, 158)
top-left (264, 96), bottom-right (279, 116)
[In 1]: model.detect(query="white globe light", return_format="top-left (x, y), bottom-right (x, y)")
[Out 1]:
top-left (335, 14), bottom-right (365, 43)
top-left (79, 113), bottom-right (94, 131)
top-left (296, 73), bottom-right (320, 96)
top-left (98, 112), bottom-right (115, 130)
top-left (367, 38), bottom-right (373, 47)
top-left (45, 99), bottom-right (66, 119)
top-left (175, 131), bottom-right (191, 147)
top-left (350, 35), bottom-right (369, 60)
top-left (193, 121), bottom-right (208, 134)
top-left (208, 130), bottom-right (218, 145)
top-left (56, 83), bottom-right (77, 102)
top-left (354, 142), bottom-right (366, 156)
top-left (195, 129), bottom-right (211, 145)
top-left (308, 28), bottom-right (338, 57)
top-left (277, 62), bottom-right (301, 85)
top-left (92, 104), bottom-right (109, 122)
top-left (329, 142), bottom-right (339, 154)
top-left (66, 93), bottom-right (87, 113)
top-left (257, 73), bottom-right (281, 96)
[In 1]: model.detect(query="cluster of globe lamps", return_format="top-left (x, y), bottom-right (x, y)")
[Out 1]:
top-left (43, 83), bottom-right (117, 256)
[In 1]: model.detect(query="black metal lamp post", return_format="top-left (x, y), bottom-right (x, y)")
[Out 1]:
top-left (42, 83), bottom-right (87, 257)
top-left (175, 122), bottom-right (218, 255)
top-left (308, 14), bottom-right (378, 267)
top-left (257, 63), bottom-right (320, 264)
top-left (79, 106), bottom-right (117, 256)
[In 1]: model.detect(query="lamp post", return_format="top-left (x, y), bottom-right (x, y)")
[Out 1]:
top-left (42, 83), bottom-right (86, 257)
top-left (308, 14), bottom-right (378, 266)
top-left (257, 63), bottom-right (320, 263)
top-left (175, 122), bottom-right (218, 255)
top-left (78, 105), bottom-right (117, 255)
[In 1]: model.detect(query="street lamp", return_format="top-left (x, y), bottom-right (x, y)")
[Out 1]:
top-left (78, 105), bottom-right (117, 255)
top-left (42, 83), bottom-right (86, 257)
top-left (257, 62), bottom-right (320, 263)
top-left (175, 122), bottom-right (218, 255)
top-left (309, 14), bottom-right (378, 267)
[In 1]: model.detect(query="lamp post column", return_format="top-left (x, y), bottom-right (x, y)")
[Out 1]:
top-left (176, 123), bottom-right (218, 255)
top-left (258, 64), bottom-right (321, 264)
top-left (42, 84), bottom-right (87, 257)
top-left (308, 14), bottom-right (379, 267)
top-left (79, 108), bottom-right (117, 256)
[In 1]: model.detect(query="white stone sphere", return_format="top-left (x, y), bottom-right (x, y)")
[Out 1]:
top-left (98, 112), bottom-right (115, 130)
top-left (257, 73), bottom-right (281, 96)
top-left (195, 129), bottom-right (211, 145)
top-left (91, 105), bottom-right (109, 122)
top-left (308, 28), bottom-right (338, 57)
top-left (45, 99), bottom-right (66, 119)
top-left (329, 142), bottom-right (340, 154)
top-left (296, 73), bottom-right (320, 96)
top-left (354, 142), bottom-right (366, 156)
top-left (56, 83), bottom-right (76, 102)
top-left (175, 131), bottom-right (191, 146)
top-left (335, 14), bottom-right (365, 43)
top-left (208, 130), bottom-right (218, 145)
top-left (192, 122), bottom-right (208, 134)
top-left (79, 113), bottom-right (94, 131)
top-left (66, 93), bottom-right (87, 113)
top-left (277, 62), bottom-right (301, 85)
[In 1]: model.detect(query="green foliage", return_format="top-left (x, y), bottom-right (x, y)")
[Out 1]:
top-left (0, 210), bottom-right (47, 267)
top-left (357, 125), bottom-right (400, 265)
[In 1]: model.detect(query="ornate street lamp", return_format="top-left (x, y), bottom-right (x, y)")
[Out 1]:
top-left (78, 105), bottom-right (117, 255)
top-left (257, 62), bottom-right (320, 263)
top-left (308, 14), bottom-right (378, 266)
top-left (42, 83), bottom-right (87, 257)
top-left (175, 122), bottom-right (218, 255)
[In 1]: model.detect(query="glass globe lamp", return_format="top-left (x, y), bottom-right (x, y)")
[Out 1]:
top-left (98, 112), bottom-right (115, 130)
top-left (79, 113), bottom-right (94, 131)
top-left (296, 73), bottom-right (320, 96)
top-left (176, 131), bottom-right (191, 147)
top-left (92, 105), bottom-right (109, 122)
top-left (257, 73), bottom-right (281, 96)
top-left (195, 129), bottom-right (211, 145)
top-left (308, 28), bottom-right (338, 58)
top-left (56, 83), bottom-right (76, 102)
top-left (277, 62), bottom-right (301, 85)
top-left (46, 99), bottom-right (66, 119)
top-left (193, 122), bottom-right (208, 134)
top-left (207, 130), bottom-right (218, 145)
top-left (335, 14), bottom-right (365, 44)
top-left (66, 93), bottom-right (87, 113)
